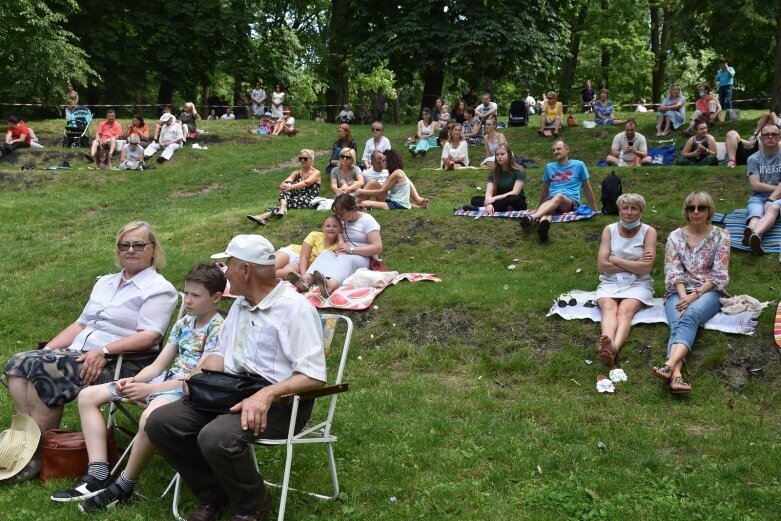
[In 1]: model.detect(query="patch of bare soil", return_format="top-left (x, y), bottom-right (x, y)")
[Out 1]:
top-left (251, 149), bottom-right (330, 176)
top-left (170, 183), bottom-right (222, 197)
top-left (403, 308), bottom-right (475, 345)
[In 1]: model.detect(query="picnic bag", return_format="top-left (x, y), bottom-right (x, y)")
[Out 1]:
top-left (40, 427), bottom-right (117, 484)
top-left (183, 369), bottom-right (271, 414)
top-left (600, 171), bottom-right (622, 215)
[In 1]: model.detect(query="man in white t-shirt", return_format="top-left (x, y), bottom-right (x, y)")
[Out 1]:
top-left (606, 119), bottom-right (652, 167)
top-left (362, 150), bottom-right (389, 185)
top-left (147, 234), bottom-right (326, 521)
top-left (336, 104), bottom-right (355, 124)
top-left (524, 90), bottom-right (536, 115)
top-left (220, 108), bottom-right (235, 120)
top-left (475, 93), bottom-right (498, 123)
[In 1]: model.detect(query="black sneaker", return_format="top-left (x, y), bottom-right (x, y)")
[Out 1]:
top-left (50, 474), bottom-right (111, 502)
top-left (538, 220), bottom-right (551, 243)
top-left (78, 482), bottom-right (133, 513)
top-left (156, 156), bottom-right (166, 164)
top-left (749, 233), bottom-right (765, 255)
top-left (520, 215), bottom-right (532, 229)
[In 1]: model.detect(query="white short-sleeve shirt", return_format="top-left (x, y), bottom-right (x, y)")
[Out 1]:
top-left (70, 267), bottom-right (178, 352)
top-left (361, 136), bottom-right (391, 165)
top-left (213, 281), bottom-right (327, 384)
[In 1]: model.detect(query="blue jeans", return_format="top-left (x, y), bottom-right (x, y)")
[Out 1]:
top-left (718, 84), bottom-right (733, 110)
top-left (664, 290), bottom-right (722, 357)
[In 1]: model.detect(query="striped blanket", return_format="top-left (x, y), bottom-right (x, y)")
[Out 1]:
top-left (775, 301), bottom-right (781, 348)
top-left (453, 208), bottom-right (599, 222)
top-left (723, 208), bottom-right (781, 254)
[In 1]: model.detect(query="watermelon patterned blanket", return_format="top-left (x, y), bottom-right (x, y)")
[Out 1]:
top-left (298, 273), bottom-right (441, 310)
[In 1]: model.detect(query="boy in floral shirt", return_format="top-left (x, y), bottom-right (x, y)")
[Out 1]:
top-left (51, 263), bottom-right (227, 513)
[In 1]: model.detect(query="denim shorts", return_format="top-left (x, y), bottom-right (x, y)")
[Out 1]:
top-left (386, 198), bottom-right (408, 210)
top-left (746, 193), bottom-right (781, 221)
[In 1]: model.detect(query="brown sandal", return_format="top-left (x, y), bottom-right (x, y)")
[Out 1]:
top-left (669, 376), bottom-right (691, 394)
top-left (651, 364), bottom-right (672, 381)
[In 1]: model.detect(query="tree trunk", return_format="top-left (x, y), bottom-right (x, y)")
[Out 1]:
top-left (421, 70), bottom-right (445, 114)
top-left (650, 4), bottom-right (673, 106)
top-left (600, 51), bottom-right (610, 90)
top-left (773, 0), bottom-right (781, 114)
top-left (325, 0), bottom-right (349, 122)
top-left (157, 77), bottom-right (173, 111)
top-left (559, 0), bottom-right (591, 105)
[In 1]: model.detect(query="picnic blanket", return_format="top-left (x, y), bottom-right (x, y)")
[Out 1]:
top-left (547, 290), bottom-right (769, 335)
top-left (775, 301), bottom-right (781, 348)
top-left (723, 208), bottom-right (781, 254)
top-left (298, 271), bottom-right (440, 310)
top-left (454, 208), bottom-right (599, 222)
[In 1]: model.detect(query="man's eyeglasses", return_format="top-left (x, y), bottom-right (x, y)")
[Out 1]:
top-left (686, 205), bottom-right (708, 213)
top-left (760, 133), bottom-right (781, 140)
top-left (298, 156), bottom-right (310, 162)
top-left (117, 242), bottom-right (152, 252)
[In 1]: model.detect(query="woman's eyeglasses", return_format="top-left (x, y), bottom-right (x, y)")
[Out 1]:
top-left (340, 155), bottom-right (352, 160)
top-left (298, 156), bottom-right (310, 162)
top-left (117, 242), bottom-right (151, 252)
top-left (686, 205), bottom-right (708, 213)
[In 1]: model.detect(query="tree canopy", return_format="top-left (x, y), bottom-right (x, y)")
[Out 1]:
top-left (0, 0), bottom-right (778, 117)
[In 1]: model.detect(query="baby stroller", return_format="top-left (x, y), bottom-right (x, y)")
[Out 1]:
top-left (62, 106), bottom-right (93, 147)
top-left (507, 100), bottom-right (528, 127)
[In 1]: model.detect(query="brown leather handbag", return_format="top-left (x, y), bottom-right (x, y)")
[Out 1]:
top-left (39, 427), bottom-right (117, 484)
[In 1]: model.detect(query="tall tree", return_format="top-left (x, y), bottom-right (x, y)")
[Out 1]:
top-left (0, 0), bottom-right (95, 105)
top-left (774, 0), bottom-right (781, 114)
top-left (650, 2), bottom-right (675, 105)
top-left (324, 0), bottom-right (350, 120)
top-left (558, 0), bottom-right (591, 104)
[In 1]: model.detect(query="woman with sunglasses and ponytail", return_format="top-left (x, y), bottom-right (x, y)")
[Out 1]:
top-left (595, 193), bottom-right (657, 370)
top-left (247, 149), bottom-right (321, 225)
top-left (652, 191), bottom-right (730, 394)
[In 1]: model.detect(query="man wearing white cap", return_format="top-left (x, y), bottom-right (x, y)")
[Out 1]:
top-left (146, 235), bottom-right (326, 521)
top-left (144, 113), bottom-right (183, 163)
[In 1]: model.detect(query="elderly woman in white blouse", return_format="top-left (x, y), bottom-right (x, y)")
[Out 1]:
top-left (2, 221), bottom-right (177, 482)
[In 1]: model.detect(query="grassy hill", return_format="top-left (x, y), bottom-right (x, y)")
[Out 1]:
top-left (0, 110), bottom-right (779, 520)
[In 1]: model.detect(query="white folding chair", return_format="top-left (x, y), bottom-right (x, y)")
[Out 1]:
top-left (170, 312), bottom-right (353, 521)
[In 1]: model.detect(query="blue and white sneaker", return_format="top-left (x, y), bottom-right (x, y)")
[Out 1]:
top-left (50, 474), bottom-right (111, 502)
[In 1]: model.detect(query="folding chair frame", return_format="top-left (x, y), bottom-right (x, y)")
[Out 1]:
top-left (170, 313), bottom-right (353, 521)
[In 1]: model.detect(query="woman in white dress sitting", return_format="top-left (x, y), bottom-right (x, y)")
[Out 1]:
top-left (595, 193), bottom-right (657, 368)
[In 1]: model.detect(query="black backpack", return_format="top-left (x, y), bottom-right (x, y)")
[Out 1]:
top-left (600, 171), bottom-right (622, 214)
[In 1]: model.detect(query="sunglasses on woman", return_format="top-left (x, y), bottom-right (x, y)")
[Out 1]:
top-left (686, 205), bottom-right (708, 213)
top-left (340, 155), bottom-right (352, 160)
top-left (117, 242), bottom-right (151, 252)
top-left (298, 156), bottom-right (310, 162)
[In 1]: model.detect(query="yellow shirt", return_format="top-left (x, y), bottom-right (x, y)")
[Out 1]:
top-left (544, 101), bottom-right (562, 120)
top-left (287, 231), bottom-right (338, 263)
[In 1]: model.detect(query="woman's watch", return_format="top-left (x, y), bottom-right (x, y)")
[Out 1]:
top-left (102, 346), bottom-right (110, 356)
top-left (349, 247), bottom-right (355, 254)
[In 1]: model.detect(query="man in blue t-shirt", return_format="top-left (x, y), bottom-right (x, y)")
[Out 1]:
top-left (520, 139), bottom-right (597, 243)
top-left (743, 122), bottom-right (781, 255)
top-left (715, 59), bottom-right (735, 110)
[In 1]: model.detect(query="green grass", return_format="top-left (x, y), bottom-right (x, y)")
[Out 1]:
top-left (0, 112), bottom-right (780, 520)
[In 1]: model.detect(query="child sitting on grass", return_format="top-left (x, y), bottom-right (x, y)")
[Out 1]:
top-left (285, 214), bottom-right (345, 292)
top-left (50, 262), bottom-right (226, 513)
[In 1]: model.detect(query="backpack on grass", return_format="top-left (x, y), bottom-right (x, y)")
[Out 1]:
top-left (600, 171), bottom-right (622, 215)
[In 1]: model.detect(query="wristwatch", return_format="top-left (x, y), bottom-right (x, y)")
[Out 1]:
top-left (102, 346), bottom-right (110, 356)
top-left (350, 247), bottom-right (355, 254)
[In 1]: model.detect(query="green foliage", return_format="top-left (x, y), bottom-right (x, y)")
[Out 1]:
top-left (0, 0), bottom-right (96, 104)
top-left (349, 62), bottom-right (397, 103)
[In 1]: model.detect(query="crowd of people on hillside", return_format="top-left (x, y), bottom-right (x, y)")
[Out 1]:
top-left (0, 55), bottom-right (777, 520)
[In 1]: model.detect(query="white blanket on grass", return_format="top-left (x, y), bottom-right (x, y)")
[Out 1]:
top-left (547, 290), bottom-right (768, 335)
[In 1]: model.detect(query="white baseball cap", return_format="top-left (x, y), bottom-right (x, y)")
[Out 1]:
top-left (211, 235), bottom-right (276, 265)
top-left (159, 113), bottom-right (174, 123)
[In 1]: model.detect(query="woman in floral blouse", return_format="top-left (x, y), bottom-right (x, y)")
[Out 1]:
top-left (652, 191), bottom-right (730, 393)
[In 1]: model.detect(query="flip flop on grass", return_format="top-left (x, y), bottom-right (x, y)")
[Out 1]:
top-left (651, 364), bottom-right (672, 381)
top-left (669, 376), bottom-right (691, 394)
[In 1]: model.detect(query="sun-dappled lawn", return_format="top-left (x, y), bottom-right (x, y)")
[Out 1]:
top-left (0, 112), bottom-right (779, 520)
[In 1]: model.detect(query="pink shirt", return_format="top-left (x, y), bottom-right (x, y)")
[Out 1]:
top-left (97, 120), bottom-right (123, 141)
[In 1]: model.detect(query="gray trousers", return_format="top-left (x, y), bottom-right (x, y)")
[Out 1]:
top-left (145, 397), bottom-right (312, 515)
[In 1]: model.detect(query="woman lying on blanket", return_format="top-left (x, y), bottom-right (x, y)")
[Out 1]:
top-left (652, 191), bottom-right (730, 394)
top-left (466, 144), bottom-right (526, 214)
top-left (595, 193), bottom-right (657, 369)
top-left (305, 194), bottom-right (382, 298)
top-left (280, 215), bottom-right (344, 291)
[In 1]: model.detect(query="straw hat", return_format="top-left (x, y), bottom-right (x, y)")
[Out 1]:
top-left (0, 414), bottom-right (40, 481)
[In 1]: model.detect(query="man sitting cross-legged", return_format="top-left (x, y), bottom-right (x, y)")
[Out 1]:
top-left (49, 263), bottom-right (226, 513)
top-left (606, 119), bottom-right (652, 167)
top-left (742, 122), bottom-right (781, 255)
top-left (520, 139), bottom-right (596, 243)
